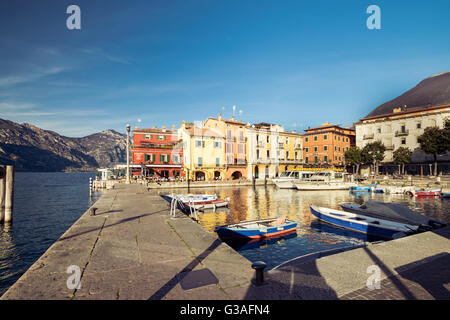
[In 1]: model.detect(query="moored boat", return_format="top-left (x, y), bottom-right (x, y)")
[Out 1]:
top-left (309, 205), bottom-right (420, 239)
top-left (214, 217), bottom-right (297, 240)
top-left (162, 193), bottom-right (217, 203)
top-left (413, 188), bottom-right (442, 197)
top-left (339, 201), bottom-right (446, 231)
top-left (439, 192), bottom-right (450, 198)
top-left (184, 198), bottom-right (230, 211)
top-left (295, 182), bottom-right (355, 191)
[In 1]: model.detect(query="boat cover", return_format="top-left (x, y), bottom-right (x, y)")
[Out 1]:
top-left (340, 201), bottom-right (444, 227)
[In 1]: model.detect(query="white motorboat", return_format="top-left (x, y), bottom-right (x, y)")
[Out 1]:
top-left (295, 182), bottom-right (356, 191)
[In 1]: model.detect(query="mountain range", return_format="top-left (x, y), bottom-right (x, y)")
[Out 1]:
top-left (0, 118), bottom-right (127, 172)
top-left (365, 71), bottom-right (450, 118)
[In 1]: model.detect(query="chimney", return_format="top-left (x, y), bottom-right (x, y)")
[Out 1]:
top-left (218, 113), bottom-right (222, 121)
top-left (152, 126), bottom-right (155, 129)
top-left (134, 126), bottom-right (138, 130)
top-left (231, 116), bottom-right (235, 121)
top-left (171, 124), bottom-right (175, 131)
top-left (162, 125), bottom-right (166, 132)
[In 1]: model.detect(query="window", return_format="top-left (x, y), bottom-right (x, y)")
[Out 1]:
top-left (197, 157), bottom-right (203, 167)
top-left (314, 156), bottom-right (318, 163)
top-left (417, 122), bottom-right (421, 129)
top-left (324, 134), bottom-right (327, 140)
top-left (314, 136), bottom-right (318, 141)
top-left (346, 138), bottom-right (348, 142)
top-left (214, 141), bottom-right (221, 148)
top-left (324, 145), bottom-right (328, 151)
top-left (216, 158), bottom-right (220, 167)
top-left (401, 138), bottom-right (406, 145)
top-left (266, 150), bottom-right (270, 158)
top-left (295, 151), bottom-right (298, 160)
top-left (417, 137), bottom-right (422, 144)
top-left (237, 144), bottom-right (244, 154)
top-left (305, 147), bottom-right (309, 152)
top-left (314, 146), bottom-right (318, 152)
top-left (144, 134), bottom-right (152, 139)
top-left (305, 137), bottom-right (309, 142)
top-left (195, 140), bottom-right (203, 148)
top-left (377, 128), bottom-right (381, 133)
top-left (158, 135), bottom-right (165, 140)
top-left (286, 137), bottom-right (289, 144)
top-left (305, 157), bottom-right (309, 164)
top-left (286, 151), bottom-right (289, 159)
top-left (267, 136), bottom-right (270, 143)
top-left (324, 156), bottom-right (328, 163)
top-left (401, 125), bottom-right (406, 133)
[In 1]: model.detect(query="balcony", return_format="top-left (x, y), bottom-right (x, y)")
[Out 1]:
top-left (294, 144), bottom-right (302, 149)
top-left (395, 130), bottom-right (409, 137)
top-left (278, 142), bottom-right (284, 148)
top-left (363, 133), bottom-right (374, 140)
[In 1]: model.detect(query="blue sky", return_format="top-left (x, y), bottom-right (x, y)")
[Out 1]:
top-left (1, 0), bottom-right (449, 137)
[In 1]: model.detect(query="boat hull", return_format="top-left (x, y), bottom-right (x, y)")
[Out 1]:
top-left (310, 205), bottom-right (417, 239)
top-left (295, 183), bottom-right (350, 191)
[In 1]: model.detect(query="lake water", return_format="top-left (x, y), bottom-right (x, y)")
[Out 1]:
top-left (0, 172), bottom-right (101, 296)
top-left (156, 185), bottom-right (450, 270)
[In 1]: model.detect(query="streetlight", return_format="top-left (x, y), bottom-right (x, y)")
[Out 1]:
top-left (126, 124), bottom-right (131, 184)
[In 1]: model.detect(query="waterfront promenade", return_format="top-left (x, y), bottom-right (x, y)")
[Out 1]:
top-left (1, 182), bottom-right (449, 300)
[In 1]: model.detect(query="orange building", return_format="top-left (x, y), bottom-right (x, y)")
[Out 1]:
top-left (303, 122), bottom-right (355, 168)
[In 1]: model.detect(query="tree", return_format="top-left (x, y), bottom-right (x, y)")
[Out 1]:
top-left (344, 146), bottom-right (363, 174)
top-left (393, 147), bottom-right (412, 175)
top-left (362, 141), bottom-right (386, 176)
top-left (418, 126), bottom-right (447, 176)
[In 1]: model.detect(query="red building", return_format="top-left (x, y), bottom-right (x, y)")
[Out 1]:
top-left (131, 126), bottom-right (184, 179)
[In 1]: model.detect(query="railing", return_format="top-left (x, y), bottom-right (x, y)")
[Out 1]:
top-left (395, 130), bottom-right (409, 137)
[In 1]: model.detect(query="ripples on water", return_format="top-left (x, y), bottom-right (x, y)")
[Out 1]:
top-left (157, 186), bottom-right (450, 270)
top-left (0, 172), bottom-right (101, 296)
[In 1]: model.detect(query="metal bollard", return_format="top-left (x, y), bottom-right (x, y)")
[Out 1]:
top-left (252, 261), bottom-right (267, 286)
top-left (90, 207), bottom-right (98, 216)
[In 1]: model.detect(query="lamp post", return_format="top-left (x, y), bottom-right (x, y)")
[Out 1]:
top-left (126, 124), bottom-right (131, 184)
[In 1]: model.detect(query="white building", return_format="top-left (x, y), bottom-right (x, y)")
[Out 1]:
top-left (355, 104), bottom-right (450, 164)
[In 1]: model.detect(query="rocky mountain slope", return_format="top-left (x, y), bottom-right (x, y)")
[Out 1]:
top-left (0, 118), bottom-right (127, 171)
top-left (365, 71), bottom-right (450, 118)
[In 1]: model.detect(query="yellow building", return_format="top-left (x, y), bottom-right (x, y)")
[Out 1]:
top-left (277, 131), bottom-right (304, 174)
top-left (178, 121), bottom-right (226, 181)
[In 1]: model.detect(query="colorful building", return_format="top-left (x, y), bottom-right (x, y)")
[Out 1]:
top-left (178, 121), bottom-right (226, 181)
top-left (246, 122), bottom-right (286, 179)
top-left (131, 126), bottom-right (184, 179)
top-left (277, 130), bottom-right (304, 174)
top-left (203, 114), bottom-right (248, 180)
top-left (303, 122), bottom-right (355, 168)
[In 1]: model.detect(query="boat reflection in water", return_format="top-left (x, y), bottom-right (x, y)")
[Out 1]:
top-left (223, 230), bottom-right (298, 252)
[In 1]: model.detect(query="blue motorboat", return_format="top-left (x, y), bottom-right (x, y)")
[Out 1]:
top-left (214, 217), bottom-right (297, 240)
top-left (309, 205), bottom-right (419, 239)
top-left (349, 186), bottom-right (372, 192)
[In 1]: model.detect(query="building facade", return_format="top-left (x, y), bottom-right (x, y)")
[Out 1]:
top-left (355, 104), bottom-right (450, 166)
top-left (203, 114), bottom-right (248, 180)
top-left (276, 131), bottom-right (304, 174)
top-left (303, 122), bottom-right (355, 167)
top-left (131, 126), bottom-right (184, 179)
top-left (247, 122), bottom-right (287, 179)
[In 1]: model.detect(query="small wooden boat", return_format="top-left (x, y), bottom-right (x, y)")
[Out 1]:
top-left (309, 205), bottom-right (419, 239)
top-left (214, 217), bottom-right (297, 240)
top-left (413, 188), bottom-right (442, 197)
top-left (184, 198), bottom-right (230, 211)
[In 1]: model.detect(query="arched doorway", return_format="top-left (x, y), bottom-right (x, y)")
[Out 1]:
top-left (195, 171), bottom-right (205, 181)
top-left (231, 171), bottom-right (242, 180)
top-left (214, 171), bottom-right (221, 180)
